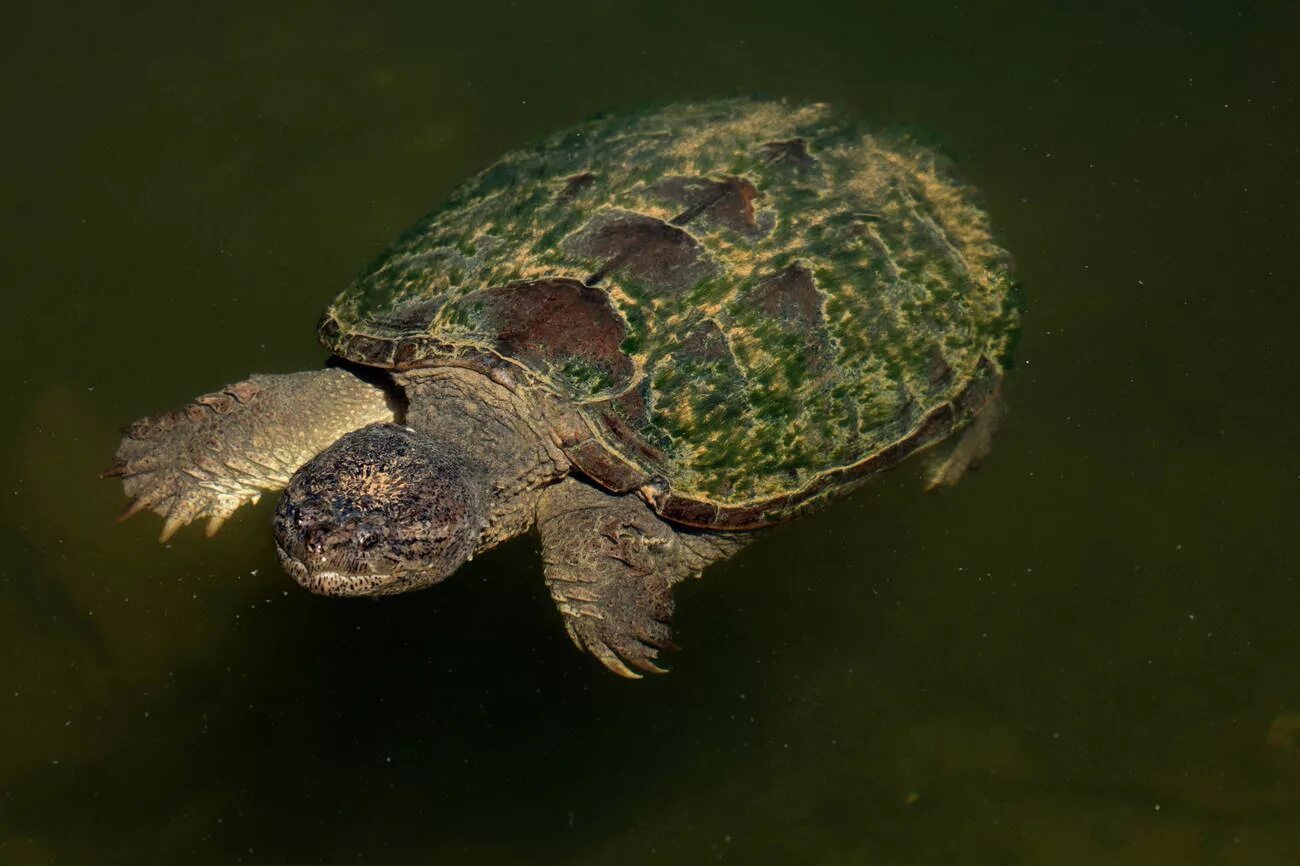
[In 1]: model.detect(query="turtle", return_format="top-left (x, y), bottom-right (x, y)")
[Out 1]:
top-left (109, 99), bottom-right (1020, 677)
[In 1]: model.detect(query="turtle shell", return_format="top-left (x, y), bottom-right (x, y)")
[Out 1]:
top-left (320, 99), bottom-right (1019, 529)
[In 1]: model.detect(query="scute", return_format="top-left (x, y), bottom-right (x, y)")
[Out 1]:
top-left (321, 99), bottom-right (1020, 527)
top-left (446, 278), bottom-right (634, 397)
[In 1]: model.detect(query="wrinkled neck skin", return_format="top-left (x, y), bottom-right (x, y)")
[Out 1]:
top-left (396, 366), bottom-right (571, 555)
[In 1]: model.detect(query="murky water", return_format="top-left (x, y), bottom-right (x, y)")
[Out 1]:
top-left (4, 2), bottom-right (1299, 863)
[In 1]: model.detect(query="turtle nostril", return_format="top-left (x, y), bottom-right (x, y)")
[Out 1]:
top-left (297, 512), bottom-right (385, 559)
top-left (353, 523), bottom-right (381, 550)
top-left (299, 512), bottom-right (340, 553)
top-left (304, 526), bottom-right (331, 555)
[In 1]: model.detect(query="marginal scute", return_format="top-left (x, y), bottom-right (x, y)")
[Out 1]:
top-left (658, 497), bottom-right (718, 526)
top-left (318, 314), bottom-right (341, 344)
top-left (565, 438), bottom-right (648, 494)
top-left (322, 99), bottom-right (1021, 528)
top-left (951, 356), bottom-right (1001, 420)
top-left (340, 333), bottom-right (395, 367)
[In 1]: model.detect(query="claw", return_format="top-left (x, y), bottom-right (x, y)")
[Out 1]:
top-left (576, 624), bottom-right (672, 678)
top-left (203, 496), bottom-right (243, 537)
top-left (589, 639), bottom-right (641, 679)
top-left (159, 513), bottom-right (186, 542)
top-left (159, 496), bottom-right (206, 542)
top-left (100, 464), bottom-right (127, 479)
top-left (117, 497), bottom-right (151, 523)
top-left (625, 653), bottom-right (667, 675)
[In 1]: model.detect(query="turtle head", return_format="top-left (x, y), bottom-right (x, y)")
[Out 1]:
top-left (273, 423), bottom-right (490, 596)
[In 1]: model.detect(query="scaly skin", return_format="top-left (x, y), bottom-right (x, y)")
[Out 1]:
top-left (108, 369), bottom-right (396, 540)
top-left (110, 365), bottom-right (745, 677)
top-left (536, 477), bottom-right (748, 678)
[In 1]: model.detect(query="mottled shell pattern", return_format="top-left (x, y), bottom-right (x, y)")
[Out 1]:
top-left (321, 99), bottom-right (1019, 529)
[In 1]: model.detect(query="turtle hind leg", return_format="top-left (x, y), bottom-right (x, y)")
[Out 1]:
top-left (536, 478), bottom-right (747, 678)
top-left (924, 389), bottom-right (1006, 491)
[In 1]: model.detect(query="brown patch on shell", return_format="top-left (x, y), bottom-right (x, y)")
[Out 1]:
top-left (610, 383), bottom-right (650, 427)
top-left (558, 172), bottom-right (596, 202)
top-left (743, 263), bottom-right (835, 377)
top-left (760, 137), bottom-right (817, 170)
top-left (646, 176), bottom-right (765, 236)
top-left (565, 209), bottom-right (717, 294)
top-left (927, 346), bottom-right (955, 390)
top-left (453, 278), bottom-right (634, 396)
top-left (749, 263), bottom-right (824, 328)
top-left (676, 319), bottom-right (732, 363)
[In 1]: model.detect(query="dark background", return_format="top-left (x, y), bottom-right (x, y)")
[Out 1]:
top-left (3, 1), bottom-right (1298, 863)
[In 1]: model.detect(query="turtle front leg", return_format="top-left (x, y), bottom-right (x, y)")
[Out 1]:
top-left (536, 478), bottom-right (747, 678)
top-left (108, 368), bottom-right (397, 540)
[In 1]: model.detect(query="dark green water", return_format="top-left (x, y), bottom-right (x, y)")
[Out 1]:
top-left (4, 2), bottom-right (1299, 863)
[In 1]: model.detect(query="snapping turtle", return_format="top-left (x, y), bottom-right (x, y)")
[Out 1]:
top-left (109, 99), bottom-right (1019, 677)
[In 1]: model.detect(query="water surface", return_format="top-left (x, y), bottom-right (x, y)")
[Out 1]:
top-left (3, 1), bottom-right (1299, 863)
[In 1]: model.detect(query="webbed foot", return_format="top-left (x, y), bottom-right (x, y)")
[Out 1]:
top-left (536, 478), bottom-right (745, 677)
